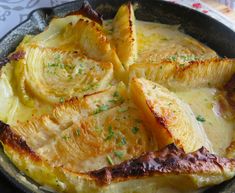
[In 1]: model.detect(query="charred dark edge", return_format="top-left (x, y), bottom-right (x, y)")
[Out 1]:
top-left (89, 143), bottom-right (235, 185)
top-left (66, 1), bottom-right (103, 25)
top-left (0, 121), bottom-right (40, 161)
top-left (0, 50), bottom-right (25, 67)
top-left (145, 99), bottom-right (174, 143)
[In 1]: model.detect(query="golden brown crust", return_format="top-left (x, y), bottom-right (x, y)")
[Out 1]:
top-left (1, 118), bottom-right (235, 188)
top-left (89, 144), bottom-right (235, 185)
top-left (129, 58), bottom-right (235, 89)
top-left (66, 1), bottom-right (103, 25)
top-left (0, 121), bottom-right (40, 161)
top-left (146, 99), bottom-right (174, 147)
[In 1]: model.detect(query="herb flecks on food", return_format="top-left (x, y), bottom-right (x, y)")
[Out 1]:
top-left (59, 97), bottom-right (65, 103)
top-left (119, 137), bottom-right (127, 146)
top-left (113, 91), bottom-right (119, 97)
top-left (76, 128), bottom-right (81, 136)
top-left (168, 55), bottom-right (177, 61)
top-left (94, 104), bottom-right (109, 114)
top-left (118, 107), bottom-right (128, 113)
top-left (104, 126), bottom-right (114, 141)
top-left (62, 135), bottom-right (70, 140)
top-left (196, 115), bottom-right (206, 122)
top-left (106, 155), bottom-right (114, 165)
top-left (82, 83), bottom-right (99, 92)
top-left (131, 127), bottom-right (139, 134)
top-left (114, 151), bottom-right (124, 159)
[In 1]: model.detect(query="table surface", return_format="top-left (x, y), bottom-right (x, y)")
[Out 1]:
top-left (0, 0), bottom-right (234, 192)
top-left (203, 0), bottom-right (235, 20)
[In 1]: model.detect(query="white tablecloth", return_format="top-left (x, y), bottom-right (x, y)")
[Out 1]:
top-left (0, 0), bottom-right (234, 39)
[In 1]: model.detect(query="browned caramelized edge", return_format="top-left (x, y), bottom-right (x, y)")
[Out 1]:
top-left (126, 2), bottom-right (133, 38)
top-left (127, 2), bottom-right (135, 41)
top-left (133, 58), bottom-right (234, 72)
top-left (180, 58), bottom-right (233, 72)
top-left (89, 144), bottom-right (235, 185)
top-left (0, 119), bottom-right (234, 186)
top-left (226, 141), bottom-right (235, 157)
top-left (0, 121), bottom-right (40, 161)
top-left (66, 1), bottom-right (103, 25)
top-left (146, 97), bottom-right (175, 148)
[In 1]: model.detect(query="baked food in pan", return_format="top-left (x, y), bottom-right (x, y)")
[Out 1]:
top-left (0, 2), bottom-right (235, 193)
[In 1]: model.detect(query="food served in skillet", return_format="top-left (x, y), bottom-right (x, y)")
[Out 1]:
top-left (0, 2), bottom-right (235, 193)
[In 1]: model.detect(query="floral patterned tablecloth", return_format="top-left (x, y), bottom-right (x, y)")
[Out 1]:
top-left (0, 0), bottom-right (235, 38)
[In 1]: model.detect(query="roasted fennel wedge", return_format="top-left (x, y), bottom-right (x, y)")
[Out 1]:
top-left (14, 46), bottom-right (113, 104)
top-left (10, 84), bottom-right (154, 173)
top-left (112, 3), bottom-right (137, 69)
top-left (129, 58), bottom-right (235, 90)
top-left (130, 78), bottom-right (212, 153)
top-left (31, 15), bottom-right (124, 79)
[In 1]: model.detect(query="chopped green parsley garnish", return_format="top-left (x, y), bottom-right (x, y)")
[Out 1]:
top-left (119, 137), bottom-right (127, 146)
top-left (47, 63), bottom-right (58, 68)
top-left (113, 91), bottom-right (119, 97)
top-left (179, 63), bottom-right (184, 67)
top-left (196, 115), bottom-right (206, 122)
top-left (78, 68), bottom-right (83, 74)
top-left (106, 155), bottom-right (114, 165)
top-left (76, 128), bottom-right (80, 136)
top-left (62, 135), bottom-right (70, 140)
top-left (93, 104), bottom-right (109, 114)
top-left (168, 55), bottom-right (177, 61)
top-left (67, 75), bottom-right (73, 80)
top-left (108, 99), bottom-right (118, 103)
top-left (118, 107), bottom-right (128, 113)
top-left (114, 151), bottom-right (124, 159)
top-left (131, 127), bottom-right (139, 134)
top-left (59, 97), bottom-right (65, 103)
top-left (82, 84), bottom-right (93, 91)
top-left (95, 126), bottom-right (102, 132)
top-left (104, 126), bottom-right (114, 141)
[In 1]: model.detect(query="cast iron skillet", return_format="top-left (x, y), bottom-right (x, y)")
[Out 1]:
top-left (0, 0), bottom-right (235, 192)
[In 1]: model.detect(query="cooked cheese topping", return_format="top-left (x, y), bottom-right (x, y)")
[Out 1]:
top-left (176, 88), bottom-right (235, 156)
top-left (136, 21), bottom-right (217, 65)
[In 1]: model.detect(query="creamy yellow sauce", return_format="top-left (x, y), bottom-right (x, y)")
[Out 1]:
top-left (176, 88), bottom-right (234, 156)
top-left (135, 21), bottom-right (234, 157)
top-left (0, 63), bottom-right (51, 125)
top-left (136, 21), bottom-right (217, 65)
